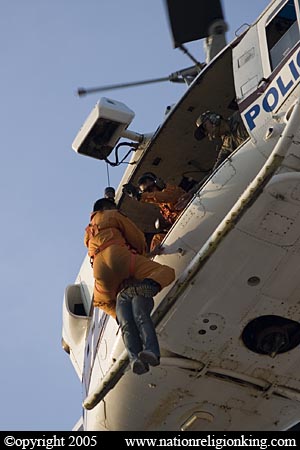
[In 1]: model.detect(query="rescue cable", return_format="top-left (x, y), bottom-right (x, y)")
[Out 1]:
top-left (106, 162), bottom-right (110, 187)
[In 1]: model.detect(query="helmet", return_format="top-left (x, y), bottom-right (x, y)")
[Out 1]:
top-left (104, 186), bottom-right (115, 200)
top-left (196, 111), bottom-right (222, 127)
top-left (93, 198), bottom-right (116, 212)
top-left (137, 172), bottom-right (166, 191)
top-left (194, 111), bottom-right (222, 141)
top-left (137, 172), bottom-right (157, 185)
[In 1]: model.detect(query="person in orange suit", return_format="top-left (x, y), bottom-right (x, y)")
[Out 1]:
top-left (84, 197), bottom-right (175, 374)
top-left (123, 172), bottom-right (185, 251)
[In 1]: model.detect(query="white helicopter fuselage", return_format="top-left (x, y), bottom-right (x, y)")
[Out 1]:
top-left (62, 0), bottom-right (300, 431)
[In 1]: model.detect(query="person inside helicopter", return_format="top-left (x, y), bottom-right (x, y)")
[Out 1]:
top-left (122, 172), bottom-right (185, 252)
top-left (175, 110), bottom-right (249, 210)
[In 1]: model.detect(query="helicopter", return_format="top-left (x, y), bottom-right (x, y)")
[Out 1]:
top-left (62, 0), bottom-right (300, 431)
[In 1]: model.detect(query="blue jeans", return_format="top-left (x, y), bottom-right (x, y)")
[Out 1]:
top-left (116, 292), bottom-right (160, 363)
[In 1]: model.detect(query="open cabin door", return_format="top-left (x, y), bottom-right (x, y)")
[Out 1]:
top-left (232, 26), bottom-right (264, 104)
top-left (118, 46), bottom-right (237, 233)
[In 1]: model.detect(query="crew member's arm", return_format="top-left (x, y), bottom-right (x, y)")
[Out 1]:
top-left (175, 172), bottom-right (215, 210)
top-left (212, 148), bottom-right (232, 171)
top-left (141, 185), bottom-right (185, 205)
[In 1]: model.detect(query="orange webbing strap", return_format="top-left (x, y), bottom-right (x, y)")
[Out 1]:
top-left (93, 239), bottom-right (125, 256)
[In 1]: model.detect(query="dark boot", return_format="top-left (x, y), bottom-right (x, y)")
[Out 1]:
top-left (131, 295), bottom-right (160, 366)
top-left (139, 350), bottom-right (160, 367)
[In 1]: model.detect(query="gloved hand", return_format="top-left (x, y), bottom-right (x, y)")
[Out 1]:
top-left (122, 182), bottom-right (141, 200)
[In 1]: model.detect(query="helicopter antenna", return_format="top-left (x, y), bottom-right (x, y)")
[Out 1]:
top-left (77, 76), bottom-right (171, 97)
top-left (77, 63), bottom-right (205, 97)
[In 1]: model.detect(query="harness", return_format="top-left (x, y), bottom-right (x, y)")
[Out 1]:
top-left (160, 204), bottom-right (180, 225)
top-left (92, 240), bottom-right (137, 298)
top-left (90, 239), bottom-right (137, 279)
top-left (86, 221), bottom-right (139, 293)
top-left (89, 238), bottom-right (124, 267)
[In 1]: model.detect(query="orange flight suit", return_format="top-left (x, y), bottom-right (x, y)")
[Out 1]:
top-left (84, 210), bottom-right (175, 318)
top-left (140, 184), bottom-right (185, 250)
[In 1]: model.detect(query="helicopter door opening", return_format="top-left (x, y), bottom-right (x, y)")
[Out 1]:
top-left (266, 0), bottom-right (300, 71)
top-left (118, 45), bottom-right (238, 236)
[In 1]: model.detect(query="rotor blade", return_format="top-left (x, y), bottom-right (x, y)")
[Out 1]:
top-left (165, 0), bottom-right (225, 47)
top-left (77, 76), bottom-right (170, 97)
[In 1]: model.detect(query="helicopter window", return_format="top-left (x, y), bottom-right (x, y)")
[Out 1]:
top-left (266, 0), bottom-right (300, 70)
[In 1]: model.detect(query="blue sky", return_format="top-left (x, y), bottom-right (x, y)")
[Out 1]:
top-left (0, 0), bottom-right (271, 430)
